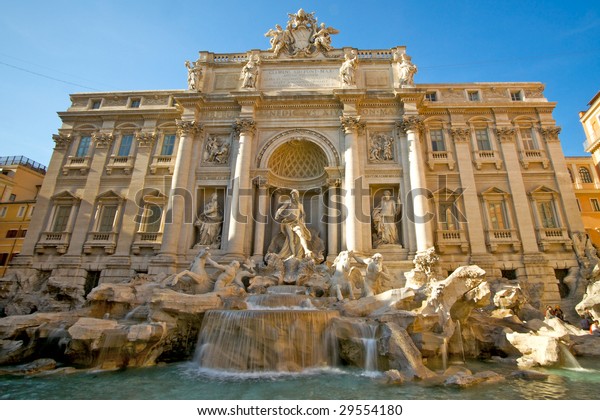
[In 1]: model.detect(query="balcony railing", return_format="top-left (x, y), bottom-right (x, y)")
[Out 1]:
top-left (149, 155), bottom-right (174, 175)
top-left (106, 155), bottom-right (135, 175)
top-left (473, 150), bottom-right (502, 170)
top-left (486, 229), bottom-right (520, 252)
top-left (131, 231), bottom-right (163, 254)
top-left (83, 231), bottom-right (117, 254)
top-left (436, 229), bottom-right (468, 252)
top-left (35, 231), bottom-right (71, 254)
top-left (427, 150), bottom-right (455, 170)
top-left (62, 155), bottom-right (91, 175)
top-left (536, 227), bottom-right (571, 251)
top-left (519, 149), bottom-right (549, 169)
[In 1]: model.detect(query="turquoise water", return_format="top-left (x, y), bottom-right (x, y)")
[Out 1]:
top-left (2, 358), bottom-right (600, 400)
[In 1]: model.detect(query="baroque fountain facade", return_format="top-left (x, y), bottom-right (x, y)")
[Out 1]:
top-left (2, 9), bottom-right (600, 388)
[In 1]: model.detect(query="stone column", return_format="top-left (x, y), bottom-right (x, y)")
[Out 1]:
top-left (327, 178), bottom-right (341, 258)
top-left (115, 132), bottom-right (157, 255)
top-left (159, 120), bottom-right (201, 257)
top-left (540, 127), bottom-right (585, 232)
top-left (252, 176), bottom-right (269, 259)
top-left (450, 128), bottom-right (487, 254)
top-left (495, 127), bottom-right (538, 253)
top-left (67, 132), bottom-right (114, 255)
top-left (400, 116), bottom-right (434, 253)
top-left (340, 116), bottom-right (365, 252)
top-left (19, 134), bottom-right (72, 257)
top-left (226, 118), bottom-right (256, 257)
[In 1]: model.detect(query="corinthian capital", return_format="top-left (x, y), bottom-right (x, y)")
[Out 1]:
top-left (398, 116), bottom-right (424, 133)
top-left (92, 132), bottom-right (114, 148)
top-left (135, 132), bottom-right (157, 148)
top-left (448, 128), bottom-right (471, 143)
top-left (52, 133), bottom-right (72, 150)
top-left (538, 126), bottom-right (561, 143)
top-left (340, 116), bottom-right (365, 133)
top-left (495, 127), bottom-right (516, 143)
top-left (176, 120), bottom-right (201, 137)
top-left (233, 118), bottom-right (256, 135)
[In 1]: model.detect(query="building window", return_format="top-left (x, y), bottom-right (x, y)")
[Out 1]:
top-left (488, 201), bottom-right (509, 230)
top-left (130, 98), bottom-right (141, 108)
top-left (91, 99), bottom-right (102, 109)
top-left (0, 207), bottom-right (6, 218)
top-left (9, 194), bottom-right (16, 202)
top-left (430, 129), bottom-right (446, 152)
top-left (592, 199), bottom-right (600, 212)
top-left (52, 205), bottom-right (72, 232)
top-left (567, 168), bottom-right (574, 183)
top-left (520, 128), bottom-right (537, 150)
top-left (425, 92), bottom-right (437, 102)
top-left (6, 230), bottom-right (18, 238)
top-left (97, 205), bottom-right (118, 232)
top-left (510, 91), bottom-right (522, 101)
top-left (475, 129), bottom-right (492, 151)
top-left (537, 200), bottom-right (558, 228)
top-left (0, 253), bottom-right (8, 266)
top-left (76, 136), bottom-right (92, 157)
top-left (17, 206), bottom-right (25, 218)
top-left (161, 134), bottom-right (176, 156)
top-left (18, 229), bottom-right (27, 238)
top-left (579, 167), bottom-right (593, 183)
top-left (468, 91), bottom-right (480, 101)
top-left (117, 135), bottom-right (133, 157)
top-left (439, 202), bottom-right (459, 231)
top-left (576, 199), bottom-right (581, 212)
top-left (141, 203), bottom-right (163, 233)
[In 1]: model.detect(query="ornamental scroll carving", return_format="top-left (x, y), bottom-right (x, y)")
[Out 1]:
top-left (538, 127), bottom-right (561, 142)
top-left (369, 133), bottom-right (395, 162)
top-left (495, 128), bottom-right (516, 143)
top-left (340, 116), bottom-right (365, 133)
top-left (92, 132), bottom-right (114, 148)
top-left (176, 120), bottom-right (201, 137)
top-left (449, 128), bottom-right (471, 143)
top-left (52, 133), bottom-right (72, 150)
top-left (135, 132), bottom-right (157, 148)
top-left (233, 118), bottom-right (256, 135)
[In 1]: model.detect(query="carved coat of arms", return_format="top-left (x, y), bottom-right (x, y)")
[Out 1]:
top-left (265, 8), bottom-right (339, 58)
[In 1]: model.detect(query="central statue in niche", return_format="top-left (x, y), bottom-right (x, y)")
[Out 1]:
top-left (274, 189), bottom-right (313, 260)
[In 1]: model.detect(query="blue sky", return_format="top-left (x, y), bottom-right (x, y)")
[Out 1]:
top-left (0, 1), bottom-right (598, 166)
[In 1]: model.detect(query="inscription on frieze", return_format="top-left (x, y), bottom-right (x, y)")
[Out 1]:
top-left (261, 68), bottom-right (339, 89)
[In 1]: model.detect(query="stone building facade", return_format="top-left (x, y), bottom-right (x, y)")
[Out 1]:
top-left (565, 155), bottom-right (600, 248)
top-left (0, 156), bottom-right (45, 276)
top-left (9, 10), bottom-right (584, 307)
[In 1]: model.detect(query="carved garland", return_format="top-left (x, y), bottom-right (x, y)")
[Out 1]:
top-left (135, 132), bottom-right (157, 148)
top-left (92, 132), bottom-right (114, 148)
top-left (495, 128), bottom-right (516, 143)
top-left (448, 128), bottom-right (471, 143)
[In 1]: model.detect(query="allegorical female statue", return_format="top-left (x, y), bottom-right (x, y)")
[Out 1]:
top-left (195, 193), bottom-right (223, 248)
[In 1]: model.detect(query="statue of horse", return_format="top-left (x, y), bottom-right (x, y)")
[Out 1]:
top-left (166, 247), bottom-right (214, 294)
top-left (329, 250), bottom-right (363, 301)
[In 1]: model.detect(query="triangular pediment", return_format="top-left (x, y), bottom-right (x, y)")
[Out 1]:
top-left (480, 187), bottom-right (508, 196)
top-left (529, 185), bottom-right (558, 196)
top-left (51, 190), bottom-right (80, 201)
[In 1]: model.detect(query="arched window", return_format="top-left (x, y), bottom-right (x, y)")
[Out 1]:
top-left (579, 167), bottom-right (593, 184)
top-left (567, 168), bottom-right (574, 183)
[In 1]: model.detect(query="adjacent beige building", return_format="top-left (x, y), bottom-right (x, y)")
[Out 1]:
top-left (9, 10), bottom-right (585, 307)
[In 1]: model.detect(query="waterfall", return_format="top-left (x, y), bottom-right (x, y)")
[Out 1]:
top-left (246, 294), bottom-right (315, 310)
top-left (359, 323), bottom-right (378, 374)
top-left (195, 309), bottom-right (339, 372)
top-left (558, 342), bottom-right (584, 371)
